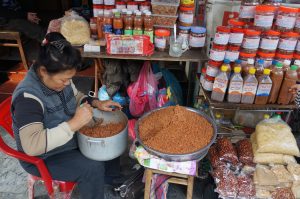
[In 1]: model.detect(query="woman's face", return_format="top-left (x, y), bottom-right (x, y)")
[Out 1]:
top-left (39, 67), bottom-right (76, 91)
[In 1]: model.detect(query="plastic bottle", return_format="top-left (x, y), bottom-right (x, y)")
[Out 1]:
top-left (133, 11), bottom-right (143, 35)
top-left (277, 65), bottom-right (298, 105)
top-left (263, 113), bottom-right (270, 120)
top-left (241, 68), bottom-right (258, 104)
top-left (255, 59), bottom-right (265, 79)
top-left (222, 59), bottom-right (231, 77)
top-left (113, 11), bottom-right (123, 35)
top-left (227, 66), bottom-right (243, 103)
top-left (143, 12), bottom-right (153, 43)
top-left (268, 62), bottom-right (284, 104)
top-left (242, 58), bottom-right (255, 77)
top-left (269, 59), bottom-right (278, 71)
top-left (255, 69), bottom-right (272, 105)
top-left (103, 10), bottom-right (113, 34)
top-left (211, 65), bottom-right (229, 102)
top-left (124, 11), bottom-right (133, 35)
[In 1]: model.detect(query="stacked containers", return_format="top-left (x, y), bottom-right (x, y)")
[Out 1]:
top-left (151, 0), bottom-right (180, 28)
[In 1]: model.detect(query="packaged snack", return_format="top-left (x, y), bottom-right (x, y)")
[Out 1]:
top-left (217, 137), bottom-right (239, 165)
top-left (270, 165), bottom-right (293, 183)
top-left (213, 166), bottom-right (238, 198)
top-left (237, 173), bottom-right (256, 198)
top-left (236, 139), bottom-right (254, 166)
top-left (254, 165), bottom-right (279, 186)
top-left (287, 163), bottom-right (300, 181)
top-left (271, 188), bottom-right (295, 199)
top-left (208, 145), bottom-right (225, 168)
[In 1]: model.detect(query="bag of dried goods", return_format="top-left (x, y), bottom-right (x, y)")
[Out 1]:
top-left (255, 118), bottom-right (300, 156)
top-left (287, 163), bottom-right (300, 181)
top-left (213, 166), bottom-right (238, 198)
top-left (237, 173), bottom-right (256, 198)
top-left (236, 139), bottom-right (254, 166)
top-left (208, 145), bottom-right (225, 168)
top-left (217, 137), bottom-right (238, 165)
top-left (271, 188), bottom-right (295, 199)
top-left (291, 181), bottom-right (300, 199)
top-left (270, 165), bottom-right (293, 183)
top-left (255, 187), bottom-right (272, 199)
top-left (60, 12), bottom-right (90, 45)
top-left (254, 165), bottom-right (279, 186)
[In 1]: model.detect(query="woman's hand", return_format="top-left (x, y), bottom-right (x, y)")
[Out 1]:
top-left (67, 103), bottom-right (93, 131)
top-left (92, 100), bottom-right (122, 112)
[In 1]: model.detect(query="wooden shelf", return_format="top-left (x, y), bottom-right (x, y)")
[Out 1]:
top-left (202, 88), bottom-right (297, 110)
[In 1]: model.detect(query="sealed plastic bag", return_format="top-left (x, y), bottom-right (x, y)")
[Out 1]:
top-left (213, 166), bottom-right (238, 198)
top-left (287, 163), bottom-right (300, 181)
top-left (254, 165), bottom-right (279, 186)
top-left (292, 181), bottom-right (300, 199)
top-left (208, 145), bottom-right (225, 168)
top-left (270, 165), bottom-right (293, 183)
top-left (237, 139), bottom-right (254, 166)
top-left (271, 188), bottom-right (295, 199)
top-left (255, 118), bottom-right (300, 157)
top-left (217, 137), bottom-right (238, 165)
top-left (129, 61), bottom-right (158, 117)
top-left (237, 173), bottom-right (256, 198)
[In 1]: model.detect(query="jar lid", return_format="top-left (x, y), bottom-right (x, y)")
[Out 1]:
top-left (228, 19), bottom-right (245, 27)
top-left (140, 1), bottom-right (151, 6)
top-left (191, 26), bottom-right (206, 34)
top-left (104, 5), bottom-right (115, 9)
top-left (208, 60), bottom-right (223, 67)
top-left (279, 6), bottom-right (298, 13)
top-left (228, 45), bottom-right (240, 51)
top-left (281, 31), bottom-right (299, 38)
top-left (255, 5), bottom-right (276, 13)
top-left (217, 26), bottom-right (230, 33)
top-left (244, 29), bottom-right (261, 36)
top-left (294, 53), bottom-right (300, 60)
top-left (264, 29), bottom-right (281, 36)
top-left (201, 67), bottom-right (206, 73)
top-left (127, 1), bottom-right (138, 5)
top-left (239, 52), bottom-right (256, 58)
top-left (93, 4), bottom-right (104, 8)
top-left (116, 2), bottom-right (126, 5)
top-left (275, 52), bottom-right (293, 59)
top-left (212, 43), bottom-right (227, 51)
top-left (179, 26), bottom-right (191, 30)
top-left (231, 27), bottom-right (244, 33)
top-left (155, 29), bottom-right (170, 37)
top-left (205, 75), bottom-right (215, 81)
top-left (179, 6), bottom-right (195, 11)
top-left (257, 51), bottom-right (276, 58)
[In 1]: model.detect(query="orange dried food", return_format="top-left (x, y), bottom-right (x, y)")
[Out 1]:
top-left (138, 106), bottom-right (214, 154)
top-left (80, 122), bottom-right (126, 138)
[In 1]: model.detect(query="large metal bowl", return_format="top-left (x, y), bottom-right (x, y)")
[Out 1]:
top-left (135, 106), bottom-right (217, 162)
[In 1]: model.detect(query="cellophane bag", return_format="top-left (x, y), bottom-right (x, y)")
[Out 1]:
top-left (287, 163), bottom-right (300, 181)
top-left (217, 137), bottom-right (239, 165)
top-left (213, 166), bottom-right (238, 198)
top-left (129, 61), bottom-right (158, 117)
top-left (237, 172), bottom-right (256, 198)
top-left (237, 139), bottom-right (255, 166)
top-left (208, 145), bottom-right (226, 169)
top-left (271, 188), bottom-right (295, 199)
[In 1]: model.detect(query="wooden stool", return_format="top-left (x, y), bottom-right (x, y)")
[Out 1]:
top-left (144, 168), bottom-right (195, 199)
top-left (0, 31), bottom-right (28, 70)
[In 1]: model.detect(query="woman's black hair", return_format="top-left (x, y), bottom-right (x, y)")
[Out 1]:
top-left (33, 32), bottom-right (82, 74)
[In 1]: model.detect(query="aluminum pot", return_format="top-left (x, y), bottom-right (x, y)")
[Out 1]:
top-left (78, 109), bottom-right (128, 161)
top-left (135, 106), bottom-right (217, 162)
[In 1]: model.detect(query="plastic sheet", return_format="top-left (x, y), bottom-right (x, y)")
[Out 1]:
top-left (236, 139), bottom-right (254, 166)
top-left (217, 137), bottom-right (238, 165)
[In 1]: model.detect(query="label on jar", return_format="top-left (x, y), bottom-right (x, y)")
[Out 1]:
top-left (239, 5), bottom-right (256, 19)
top-left (114, 29), bottom-right (123, 35)
top-left (260, 38), bottom-right (279, 50)
top-left (93, 9), bottom-right (104, 17)
top-left (116, 5), bottom-right (126, 10)
top-left (229, 33), bottom-right (244, 44)
top-left (278, 38), bottom-right (297, 51)
top-left (127, 5), bottom-right (138, 11)
top-left (179, 33), bottom-right (189, 41)
top-left (155, 37), bottom-right (167, 49)
top-left (228, 81), bottom-right (243, 95)
top-left (209, 49), bottom-right (226, 62)
top-left (124, 29), bottom-right (133, 35)
top-left (264, 60), bottom-right (273, 68)
top-left (179, 13), bottom-right (194, 24)
top-left (206, 65), bottom-right (219, 77)
top-left (296, 17), bottom-right (300, 28)
top-left (276, 15), bottom-right (296, 29)
top-left (103, 24), bottom-right (113, 33)
top-left (144, 30), bottom-right (153, 43)
top-left (203, 79), bottom-right (213, 91)
top-left (133, 30), bottom-right (143, 35)
top-left (213, 78), bottom-right (228, 93)
top-left (256, 83), bottom-right (272, 97)
top-left (104, 0), bottom-right (115, 5)
top-left (254, 14), bottom-right (274, 27)
top-left (242, 82), bottom-right (258, 95)
top-left (93, 0), bottom-right (103, 4)
top-left (225, 51), bottom-right (240, 62)
top-left (242, 38), bottom-right (260, 49)
top-left (189, 35), bottom-right (205, 48)
top-left (214, 33), bottom-right (230, 45)
top-left (140, 6), bottom-right (150, 12)
top-left (296, 41), bottom-right (300, 52)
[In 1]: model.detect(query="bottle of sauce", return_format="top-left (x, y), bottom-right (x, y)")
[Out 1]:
top-left (277, 65), bottom-right (298, 105)
top-left (124, 11), bottom-right (133, 35)
top-left (113, 12), bottom-right (123, 35)
top-left (241, 68), bottom-right (258, 104)
top-left (255, 69), bottom-right (272, 105)
top-left (103, 10), bottom-right (113, 34)
top-left (227, 66), bottom-right (243, 103)
top-left (133, 11), bottom-right (143, 35)
top-left (242, 58), bottom-right (255, 77)
top-left (268, 62), bottom-right (284, 104)
top-left (143, 12), bottom-right (153, 43)
top-left (211, 65), bottom-right (229, 102)
top-left (255, 59), bottom-right (265, 79)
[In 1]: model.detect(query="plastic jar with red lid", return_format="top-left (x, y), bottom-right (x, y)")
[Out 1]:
top-left (276, 6), bottom-right (298, 32)
top-left (189, 26), bottom-right (206, 49)
top-left (209, 43), bottom-right (227, 62)
top-left (203, 75), bottom-right (215, 91)
top-left (93, 4), bottom-right (104, 17)
top-left (294, 52), bottom-right (300, 64)
top-left (239, 0), bottom-right (260, 22)
top-left (214, 26), bottom-right (230, 46)
top-left (242, 29), bottom-right (261, 53)
top-left (179, 6), bottom-right (194, 27)
top-left (239, 51), bottom-right (256, 67)
top-left (206, 60), bottom-right (222, 77)
top-left (228, 19), bottom-right (246, 29)
top-left (104, 5), bottom-right (115, 15)
top-left (259, 30), bottom-right (280, 53)
top-left (116, 2), bottom-right (126, 10)
top-left (140, 1), bottom-right (150, 12)
top-left (277, 32), bottom-right (299, 54)
top-left (254, 5), bottom-right (276, 31)
top-left (296, 39), bottom-right (300, 54)
top-left (274, 52), bottom-right (293, 66)
top-left (127, 2), bottom-right (138, 11)
top-left (256, 51), bottom-right (275, 68)
top-left (229, 28), bottom-right (244, 46)
top-left (295, 11), bottom-right (300, 34)
top-left (225, 45), bottom-right (240, 62)
top-left (154, 29), bottom-right (170, 52)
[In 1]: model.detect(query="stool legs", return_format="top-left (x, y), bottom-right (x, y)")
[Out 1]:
top-left (186, 176), bottom-right (194, 199)
top-left (144, 169), bottom-right (153, 199)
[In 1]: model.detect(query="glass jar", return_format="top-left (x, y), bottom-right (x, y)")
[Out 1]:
top-left (242, 29), bottom-right (261, 53)
top-left (254, 5), bottom-right (276, 31)
top-left (189, 26), bottom-right (206, 49)
top-left (214, 26), bottom-right (230, 46)
top-left (277, 32), bottom-right (299, 54)
top-left (93, 4), bottom-right (104, 17)
top-left (178, 26), bottom-right (191, 41)
top-left (259, 29), bottom-right (280, 53)
top-left (104, 5), bottom-right (115, 16)
top-left (209, 43), bottom-right (227, 62)
top-left (206, 60), bottom-right (222, 77)
top-left (127, 2), bottom-right (138, 11)
top-left (239, 0), bottom-right (260, 22)
top-left (274, 52), bottom-right (293, 66)
top-left (154, 29), bottom-right (170, 52)
top-left (116, 2), bottom-right (126, 10)
top-left (225, 45), bottom-right (240, 62)
top-left (228, 19), bottom-right (246, 29)
top-left (256, 51), bottom-right (275, 68)
top-left (203, 75), bottom-right (215, 91)
top-left (90, 17), bottom-right (98, 39)
top-left (179, 6), bottom-right (194, 27)
top-left (276, 6), bottom-right (298, 32)
top-left (229, 28), bottom-right (244, 46)
top-left (239, 51), bottom-right (256, 67)
top-left (140, 1), bottom-right (150, 12)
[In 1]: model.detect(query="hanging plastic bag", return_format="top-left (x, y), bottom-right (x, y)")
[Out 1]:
top-left (128, 61), bottom-right (158, 117)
